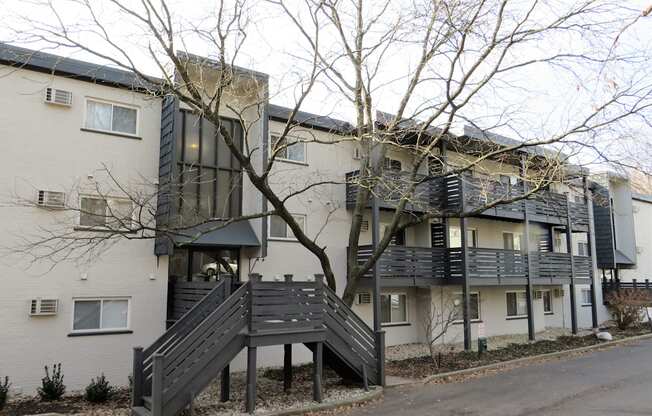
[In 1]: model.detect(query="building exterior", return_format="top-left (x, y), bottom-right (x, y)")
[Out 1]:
top-left (0, 43), bottom-right (611, 396)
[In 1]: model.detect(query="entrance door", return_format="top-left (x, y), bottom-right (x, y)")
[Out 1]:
top-left (169, 247), bottom-right (240, 282)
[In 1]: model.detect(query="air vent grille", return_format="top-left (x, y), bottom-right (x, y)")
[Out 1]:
top-left (37, 190), bottom-right (65, 208)
top-left (29, 298), bottom-right (59, 316)
top-left (44, 87), bottom-right (73, 106)
top-left (356, 292), bottom-right (372, 304)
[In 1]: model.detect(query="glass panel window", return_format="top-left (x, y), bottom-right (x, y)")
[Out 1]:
top-left (449, 226), bottom-right (477, 248)
top-left (80, 197), bottom-right (133, 229)
top-left (85, 99), bottom-right (138, 135)
top-left (503, 232), bottom-right (522, 251)
top-left (269, 214), bottom-right (306, 240)
top-left (80, 197), bottom-right (108, 227)
top-left (581, 288), bottom-right (592, 305)
top-left (578, 242), bottom-right (589, 256)
top-left (454, 293), bottom-right (480, 321)
top-left (506, 292), bottom-right (528, 317)
top-left (380, 294), bottom-right (408, 324)
top-left (542, 291), bottom-right (553, 314)
top-left (73, 298), bottom-right (129, 332)
top-left (467, 229), bottom-right (478, 248)
top-left (272, 135), bottom-right (306, 163)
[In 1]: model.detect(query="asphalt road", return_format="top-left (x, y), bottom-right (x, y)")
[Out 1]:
top-left (347, 338), bottom-right (652, 416)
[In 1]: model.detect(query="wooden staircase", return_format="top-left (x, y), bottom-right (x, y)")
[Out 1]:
top-left (132, 275), bottom-right (381, 416)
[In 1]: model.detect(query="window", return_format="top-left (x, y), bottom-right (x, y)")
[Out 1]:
top-left (581, 288), bottom-right (592, 305)
top-left (506, 291), bottom-right (528, 317)
top-left (271, 134), bottom-right (306, 163)
top-left (449, 226), bottom-right (477, 248)
top-left (578, 242), bottom-right (589, 256)
top-left (85, 99), bottom-right (138, 135)
top-left (454, 292), bottom-right (480, 322)
top-left (503, 232), bottom-right (522, 251)
top-left (79, 196), bottom-right (133, 229)
top-left (72, 298), bottom-right (129, 332)
top-left (542, 290), bottom-right (553, 314)
top-left (269, 214), bottom-right (306, 240)
top-left (383, 157), bottom-right (402, 171)
top-left (175, 113), bottom-right (243, 224)
top-left (381, 293), bottom-right (408, 324)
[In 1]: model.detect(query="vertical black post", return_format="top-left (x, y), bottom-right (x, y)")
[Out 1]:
top-left (246, 346), bottom-right (257, 414)
top-left (584, 176), bottom-right (599, 329)
top-left (460, 179), bottom-right (472, 351)
top-left (132, 346), bottom-right (144, 407)
top-left (371, 188), bottom-right (385, 385)
top-left (313, 342), bottom-right (323, 403)
top-left (283, 344), bottom-right (292, 393)
top-left (566, 197), bottom-right (578, 334)
top-left (521, 157), bottom-right (535, 341)
top-left (248, 273), bottom-right (261, 334)
top-left (633, 278), bottom-right (638, 289)
top-left (151, 354), bottom-right (164, 416)
top-left (220, 365), bottom-right (230, 402)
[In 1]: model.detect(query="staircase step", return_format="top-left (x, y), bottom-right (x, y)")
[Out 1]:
top-left (131, 406), bottom-right (151, 416)
top-left (142, 395), bottom-right (152, 410)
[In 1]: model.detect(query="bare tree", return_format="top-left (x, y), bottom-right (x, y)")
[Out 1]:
top-left (3, 0), bottom-right (652, 304)
top-left (422, 292), bottom-right (460, 367)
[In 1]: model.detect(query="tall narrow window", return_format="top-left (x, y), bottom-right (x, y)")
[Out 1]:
top-left (503, 232), bottom-right (522, 251)
top-left (542, 290), bottom-right (553, 314)
top-left (454, 293), bottom-right (480, 321)
top-left (380, 294), bottom-right (408, 324)
top-left (175, 113), bottom-right (243, 225)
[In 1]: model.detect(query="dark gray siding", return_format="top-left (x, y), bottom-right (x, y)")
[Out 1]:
top-left (592, 184), bottom-right (615, 269)
top-left (155, 96), bottom-right (180, 255)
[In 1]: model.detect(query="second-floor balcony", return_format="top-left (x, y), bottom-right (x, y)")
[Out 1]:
top-left (345, 170), bottom-right (589, 230)
top-left (353, 245), bottom-right (592, 287)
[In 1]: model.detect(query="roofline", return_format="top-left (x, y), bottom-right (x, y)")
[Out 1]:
top-left (633, 193), bottom-right (652, 204)
top-left (0, 43), bottom-right (161, 92)
top-left (268, 104), bottom-right (353, 134)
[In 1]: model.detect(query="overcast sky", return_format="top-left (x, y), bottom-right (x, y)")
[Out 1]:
top-left (1, 0), bottom-right (651, 171)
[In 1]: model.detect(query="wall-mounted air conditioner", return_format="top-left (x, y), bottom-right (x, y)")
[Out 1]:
top-left (37, 190), bottom-right (65, 208)
top-left (356, 292), bottom-right (372, 305)
top-left (44, 87), bottom-right (73, 107)
top-left (553, 288), bottom-right (565, 298)
top-left (29, 298), bottom-right (59, 316)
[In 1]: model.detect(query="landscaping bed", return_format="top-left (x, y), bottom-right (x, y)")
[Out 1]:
top-left (1, 365), bottom-right (373, 416)
top-left (386, 326), bottom-right (651, 380)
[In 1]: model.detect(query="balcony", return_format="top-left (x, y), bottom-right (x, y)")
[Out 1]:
top-left (345, 171), bottom-right (590, 230)
top-left (353, 245), bottom-right (592, 287)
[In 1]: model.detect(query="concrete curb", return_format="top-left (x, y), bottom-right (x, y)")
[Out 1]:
top-left (398, 332), bottom-right (652, 386)
top-left (260, 387), bottom-right (383, 416)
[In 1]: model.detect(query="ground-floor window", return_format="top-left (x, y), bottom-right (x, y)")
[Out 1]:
top-left (581, 288), bottom-right (592, 305)
top-left (454, 292), bottom-right (480, 321)
top-left (72, 298), bottom-right (129, 332)
top-left (169, 247), bottom-right (240, 282)
top-left (506, 291), bottom-right (528, 317)
top-left (381, 293), bottom-right (408, 325)
top-left (542, 290), bottom-right (553, 314)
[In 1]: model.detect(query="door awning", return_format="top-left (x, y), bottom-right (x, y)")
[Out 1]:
top-left (172, 221), bottom-right (260, 247)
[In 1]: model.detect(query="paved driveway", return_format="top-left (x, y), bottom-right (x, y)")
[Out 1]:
top-left (348, 338), bottom-right (652, 416)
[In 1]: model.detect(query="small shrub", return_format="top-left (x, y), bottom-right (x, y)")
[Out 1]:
top-left (0, 376), bottom-right (10, 410)
top-left (85, 374), bottom-right (113, 403)
top-left (606, 289), bottom-right (652, 330)
top-left (38, 363), bottom-right (66, 401)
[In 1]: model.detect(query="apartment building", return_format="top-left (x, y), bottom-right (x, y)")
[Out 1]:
top-left (0, 43), bottom-right (610, 397)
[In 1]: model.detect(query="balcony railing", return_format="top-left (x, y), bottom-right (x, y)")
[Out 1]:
top-left (345, 170), bottom-right (590, 228)
top-left (353, 245), bottom-right (591, 284)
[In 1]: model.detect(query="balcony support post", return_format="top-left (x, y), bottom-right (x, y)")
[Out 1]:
top-left (521, 157), bottom-right (535, 341)
top-left (460, 179), bottom-right (472, 351)
top-left (371, 187), bottom-right (386, 384)
top-left (584, 176), bottom-right (599, 329)
top-left (566, 197), bottom-right (579, 334)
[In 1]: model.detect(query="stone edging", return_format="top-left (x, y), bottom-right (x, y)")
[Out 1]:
top-left (410, 332), bottom-right (652, 385)
top-left (260, 387), bottom-right (383, 416)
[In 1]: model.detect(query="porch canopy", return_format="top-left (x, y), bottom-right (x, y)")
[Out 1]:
top-left (171, 221), bottom-right (260, 248)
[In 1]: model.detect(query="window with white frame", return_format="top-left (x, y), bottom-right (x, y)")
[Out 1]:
top-left (454, 292), bottom-right (480, 321)
top-left (449, 226), bottom-right (478, 248)
top-left (271, 134), bottom-right (306, 163)
top-left (72, 298), bottom-right (129, 332)
top-left (542, 290), bottom-right (553, 314)
top-left (85, 99), bottom-right (138, 136)
top-left (380, 293), bottom-right (408, 324)
top-left (269, 214), bottom-right (306, 240)
top-left (503, 232), bottom-right (522, 251)
top-left (506, 291), bottom-right (528, 317)
top-left (581, 288), bottom-right (592, 305)
top-left (79, 196), bottom-right (134, 229)
top-left (578, 242), bottom-right (589, 256)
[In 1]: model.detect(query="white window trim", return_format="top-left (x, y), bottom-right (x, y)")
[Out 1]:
top-left (71, 297), bottom-right (131, 334)
top-left (84, 97), bottom-right (140, 137)
top-left (541, 289), bottom-right (554, 314)
top-left (502, 231), bottom-right (523, 251)
top-left (505, 290), bottom-right (528, 318)
top-left (453, 291), bottom-right (481, 323)
top-left (270, 133), bottom-right (307, 164)
top-left (380, 292), bottom-right (409, 326)
top-left (268, 213), bottom-right (306, 241)
top-left (466, 228), bottom-right (478, 248)
top-left (77, 195), bottom-right (135, 231)
top-left (581, 288), bottom-right (592, 306)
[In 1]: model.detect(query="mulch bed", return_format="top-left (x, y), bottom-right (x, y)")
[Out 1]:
top-left (386, 326), bottom-right (651, 380)
top-left (1, 388), bottom-right (130, 416)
